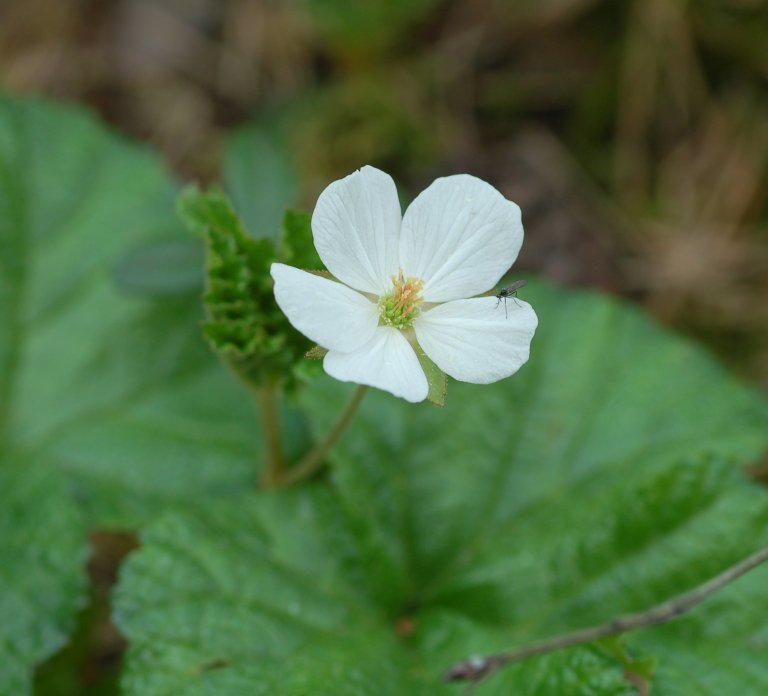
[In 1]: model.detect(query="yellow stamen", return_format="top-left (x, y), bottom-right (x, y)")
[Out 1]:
top-left (379, 270), bottom-right (425, 329)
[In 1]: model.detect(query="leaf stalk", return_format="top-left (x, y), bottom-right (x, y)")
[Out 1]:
top-left (278, 384), bottom-right (368, 487)
top-left (256, 380), bottom-right (285, 488)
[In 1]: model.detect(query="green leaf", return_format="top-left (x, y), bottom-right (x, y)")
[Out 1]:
top-left (180, 186), bottom-right (313, 388)
top-left (116, 281), bottom-right (768, 693)
top-left (0, 466), bottom-right (87, 695)
top-left (313, 281), bottom-right (768, 588)
top-left (0, 95), bottom-right (257, 527)
top-left (223, 121), bottom-right (297, 240)
top-left (113, 239), bottom-right (204, 296)
top-left (597, 634), bottom-right (657, 678)
top-left (115, 490), bottom-right (431, 696)
top-left (113, 491), bottom-right (633, 694)
top-left (279, 209), bottom-right (323, 271)
top-left (636, 562), bottom-right (768, 695)
top-left (414, 343), bottom-right (446, 407)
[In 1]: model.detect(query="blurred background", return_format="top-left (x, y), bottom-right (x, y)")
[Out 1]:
top-left (2, 0), bottom-right (766, 384)
top-left (1, 1), bottom-right (767, 692)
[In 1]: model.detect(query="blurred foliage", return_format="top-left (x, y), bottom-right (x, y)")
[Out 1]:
top-left (290, 72), bottom-right (446, 193)
top-left (224, 120), bottom-right (298, 239)
top-left (306, 0), bottom-right (442, 58)
top-left (0, 467), bottom-right (87, 696)
top-left (0, 96), bottom-right (257, 531)
top-left (278, 209), bottom-right (323, 270)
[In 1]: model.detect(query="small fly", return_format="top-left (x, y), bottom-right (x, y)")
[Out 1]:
top-left (495, 280), bottom-right (527, 318)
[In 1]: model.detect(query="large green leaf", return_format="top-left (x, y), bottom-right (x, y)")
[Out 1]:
top-left (115, 489), bottom-right (431, 696)
top-left (114, 458), bottom-right (768, 694)
top-left (116, 281), bottom-right (768, 693)
top-left (0, 466), bottom-right (87, 695)
top-left (0, 95), bottom-right (257, 527)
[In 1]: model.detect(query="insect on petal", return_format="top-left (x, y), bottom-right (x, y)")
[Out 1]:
top-left (414, 296), bottom-right (538, 383)
top-left (399, 175), bottom-right (523, 302)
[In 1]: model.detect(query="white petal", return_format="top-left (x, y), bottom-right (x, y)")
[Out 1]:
top-left (399, 175), bottom-right (523, 302)
top-left (323, 327), bottom-right (428, 403)
top-left (414, 296), bottom-right (538, 384)
top-left (271, 263), bottom-right (378, 353)
top-left (311, 166), bottom-right (402, 295)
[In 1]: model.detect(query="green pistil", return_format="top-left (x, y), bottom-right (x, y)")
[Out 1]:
top-left (379, 271), bottom-right (424, 329)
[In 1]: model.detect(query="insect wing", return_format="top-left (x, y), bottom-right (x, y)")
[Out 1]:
top-left (504, 279), bottom-right (527, 293)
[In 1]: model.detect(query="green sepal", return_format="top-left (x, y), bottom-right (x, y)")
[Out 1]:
top-left (306, 345), bottom-right (329, 360)
top-left (307, 269), bottom-right (336, 280)
top-left (178, 186), bottom-right (312, 389)
top-left (415, 342), bottom-right (447, 406)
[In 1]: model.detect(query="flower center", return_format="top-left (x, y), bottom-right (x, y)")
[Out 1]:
top-left (378, 270), bottom-right (425, 329)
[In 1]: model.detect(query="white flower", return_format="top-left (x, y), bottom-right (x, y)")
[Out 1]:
top-left (271, 166), bottom-right (538, 403)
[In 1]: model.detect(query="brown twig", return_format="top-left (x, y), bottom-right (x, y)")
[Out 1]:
top-left (444, 544), bottom-right (768, 684)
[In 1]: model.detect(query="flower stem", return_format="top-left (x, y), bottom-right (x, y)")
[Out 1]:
top-left (443, 544), bottom-right (768, 684)
top-left (278, 384), bottom-right (368, 487)
top-left (257, 380), bottom-right (285, 488)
